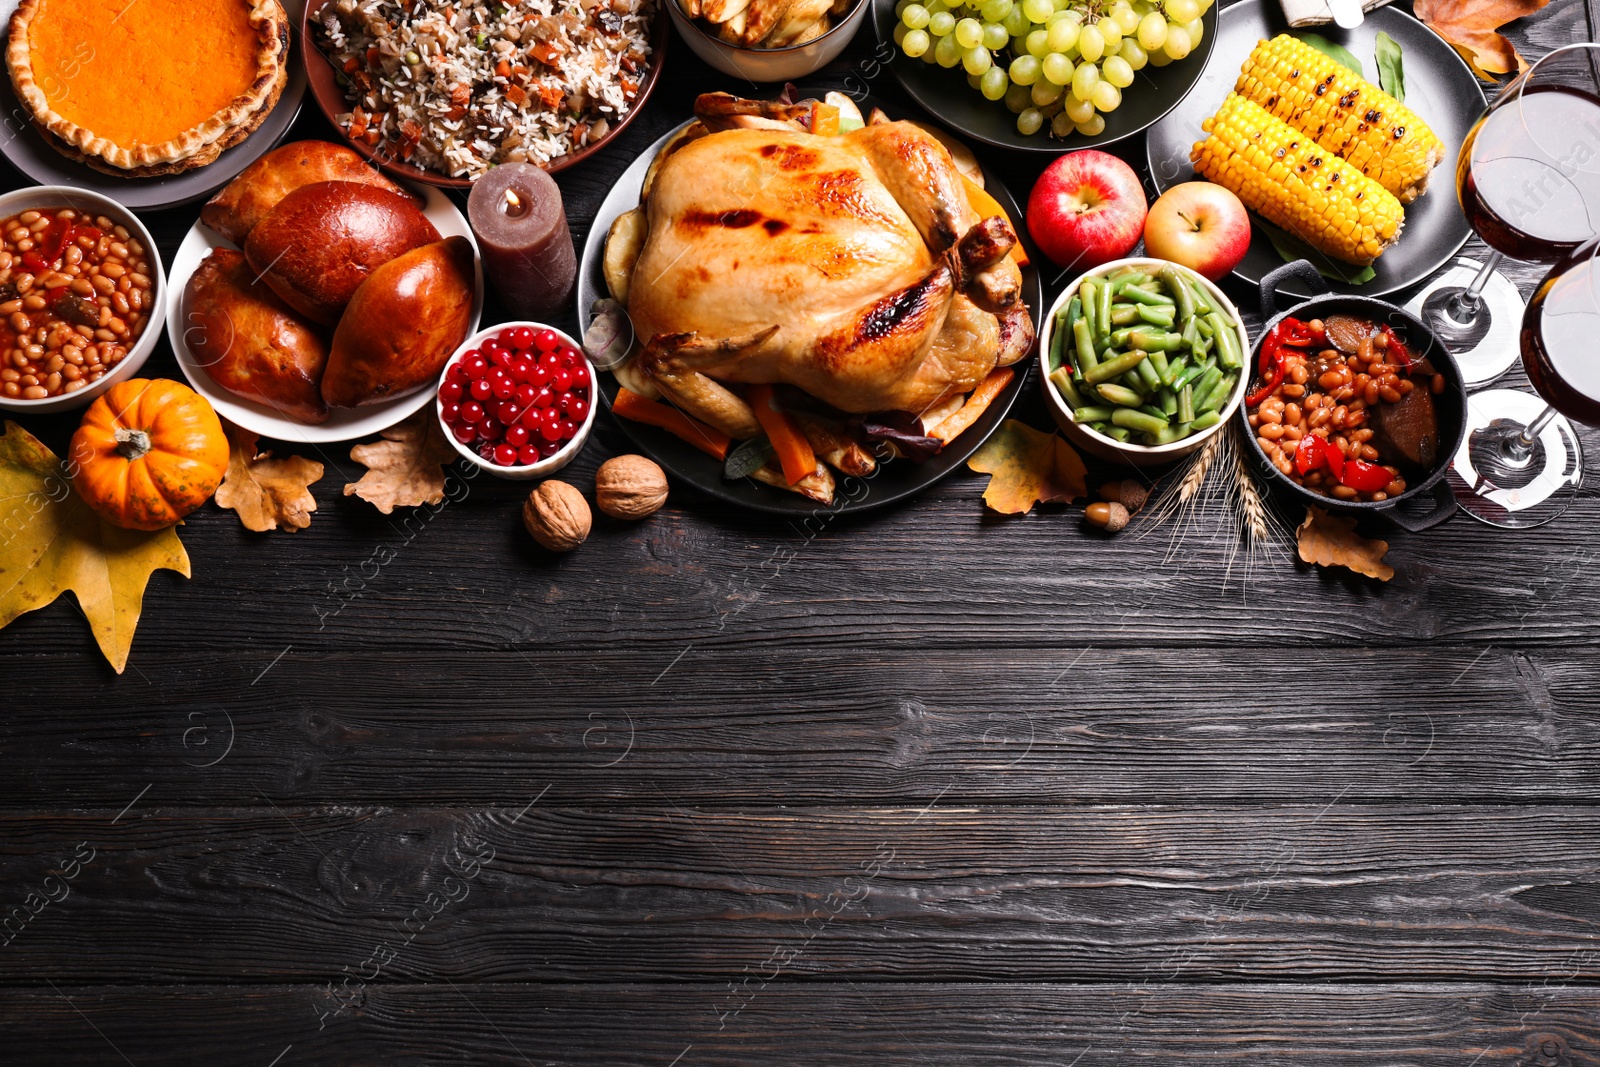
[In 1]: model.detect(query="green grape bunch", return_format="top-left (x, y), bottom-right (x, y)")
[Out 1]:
top-left (893, 0), bottom-right (1212, 138)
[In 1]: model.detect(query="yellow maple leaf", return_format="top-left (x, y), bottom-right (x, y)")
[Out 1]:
top-left (0, 421), bottom-right (188, 672)
top-left (966, 419), bottom-right (1088, 514)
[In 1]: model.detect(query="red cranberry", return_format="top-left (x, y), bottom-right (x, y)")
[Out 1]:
top-left (518, 445), bottom-right (542, 465)
top-left (530, 364), bottom-right (553, 389)
top-left (559, 417), bottom-right (576, 438)
top-left (520, 406), bottom-right (544, 429)
top-left (538, 351), bottom-right (561, 370)
top-left (478, 419), bottom-right (504, 442)
top-left (533, 386), bottom-right (556, 408)
top-left (460, 401), bottom-right (484, 423)
top-left (495, 399), bottom-right (521, 425)
top-left (505, 424), bottom-right (529, 447)
top-left (483, 340), bottom-right (511, 365)
top-left (515, 383), bottom-right (537, 406)
top-left (560, 347), bottom-right (581, 368)
top-left (563, 395), bottom-right (589, 421)
top-left (552, 369), bottom-right (573, 393)
top-left (569, 361), bottom-right (591, 389)
top-left (511, 357), bottom-right (536, 383)
top-left (508, 326), bottom-right (536, 350)
top-left (491, 377), bottom-right (515, 401)
top-left (446, 361), bottom-right (469, 383)
top-left (534, 329), bottom-right (559, 352)
top-left (462, 354), bottom-right (488, 379)
top-left (440, 379), bottom-right (464, 403)
top-left (441, 401), bottom-right (461, 423)
top-left (452, 423), bottom-right (476, 445)
top-left (538, 439), bottom-right (561, 458)
top-left (469, 378), bottom-right (492, 401)
top-left (493, 443), bottom-right (519, 466)
top-left (538, 417), bottom-right (564, 442)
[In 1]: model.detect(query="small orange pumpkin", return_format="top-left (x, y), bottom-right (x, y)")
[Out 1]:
top-left (70, 378), bottom-right (229, 531)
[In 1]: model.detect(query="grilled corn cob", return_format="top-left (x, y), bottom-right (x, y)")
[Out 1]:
top-left (1236, 34), bottom-right (1443, 203)
top-left (1192, 94), bottom-right (1404, 266)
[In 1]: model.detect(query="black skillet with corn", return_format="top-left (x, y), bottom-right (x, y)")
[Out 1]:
top-left (1046, 262), bottom-right (1244, 446)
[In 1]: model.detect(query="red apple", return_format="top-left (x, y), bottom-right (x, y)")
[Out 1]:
top-left (1026, 150), bottom-right (1147, 272)
top-left (1143, 182), bottom-right (1252, 281)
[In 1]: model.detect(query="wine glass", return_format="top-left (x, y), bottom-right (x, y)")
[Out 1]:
top-left (1431, 43), bottom-right (1600, 528)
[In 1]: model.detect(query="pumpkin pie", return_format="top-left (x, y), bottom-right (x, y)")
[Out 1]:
top-left (6, 0), bottom-right (290, 176)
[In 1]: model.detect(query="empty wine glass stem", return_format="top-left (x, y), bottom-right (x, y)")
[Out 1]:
top-left (1508, 404), bottom-right (1559, 461)
top-left (1448, 252), bottom-right (1505, 321)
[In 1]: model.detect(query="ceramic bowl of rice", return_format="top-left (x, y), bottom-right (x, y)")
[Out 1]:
top-left (304, 0), bottom-right (668, 186)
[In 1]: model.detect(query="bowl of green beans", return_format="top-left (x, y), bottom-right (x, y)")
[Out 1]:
top-left (1039, 257), bottom-right (1251, 465)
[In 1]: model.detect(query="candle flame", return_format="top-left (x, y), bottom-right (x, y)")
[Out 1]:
top-left (505, 189), bottom-right (521, 210)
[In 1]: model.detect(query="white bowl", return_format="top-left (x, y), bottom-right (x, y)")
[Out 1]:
top-left (1038, 256), bottom-right (1251, 467)
top-left (668, 0), bottom-right (868, 83)
top-left (167, 182), bottom-right (483, 444)
top-left (0, 187), bottom-right (167, 414)
top-left (436, 322), bottom-right (597, 481)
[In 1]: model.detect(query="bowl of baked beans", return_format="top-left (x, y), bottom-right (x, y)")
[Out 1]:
top-left (1241, 261), bottom-right (1468, 533)
top-left (0, 187), bottom-right (166, 414)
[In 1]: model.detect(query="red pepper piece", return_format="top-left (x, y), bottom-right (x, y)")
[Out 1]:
top-left (45, 285), bottom-right (67, 307)
top-left (1340, 458), bottom-right (1392, 493)
top-left (20, 251), bottom-right (47, 273)
top-left (1245, 363), bottom-right (1283, 409)
top-left (1380, 325), bottom-right (1415, 372)
top-left (1293, 434), bottom-right (1345, 479)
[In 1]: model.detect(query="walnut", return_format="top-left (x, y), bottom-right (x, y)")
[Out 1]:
top-left (594, 454), bottom-right (667, 520)
top-left (523, 480), bottom-right (591, 551)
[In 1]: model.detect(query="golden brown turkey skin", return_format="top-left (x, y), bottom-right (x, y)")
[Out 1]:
top-left (628, 120), bottom-right (1026, 418)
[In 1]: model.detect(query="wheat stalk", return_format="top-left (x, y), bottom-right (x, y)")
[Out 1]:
top-left (1178, 432), bottom-right (1222, 503)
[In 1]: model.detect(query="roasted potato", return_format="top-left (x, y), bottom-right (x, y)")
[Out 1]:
top-left (604, 208), bottom-right (647, 303)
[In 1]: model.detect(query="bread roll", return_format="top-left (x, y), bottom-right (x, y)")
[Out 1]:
top-left (244, 181), bottom-right (439, 326)
top-left (185, 248), bottom-right (331, 424)
top-left (201, 140), bottom-right (420, 246)
top-left (322, 237), bottom-right (475, 408)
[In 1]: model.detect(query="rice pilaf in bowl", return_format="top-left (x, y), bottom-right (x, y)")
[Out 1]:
top-left (310, 0), bottom-right (662, 183)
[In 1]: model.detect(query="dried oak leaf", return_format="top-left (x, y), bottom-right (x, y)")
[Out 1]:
top-left (1414, 0), bottom-right (1550, 80)
top-left (1297, 506), bottom-right (1394, 581)
top-left (344, 410), bottom-right (456, 514)
top-left (966, 419), bottom-right (1088, 514)
top-left (0, 420), bottom-right (188, 673)
top-left (214, 422), bottom-right (324, 532)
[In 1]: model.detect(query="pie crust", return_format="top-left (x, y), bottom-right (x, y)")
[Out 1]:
top-left (6, 0), bottom-right (290, 174)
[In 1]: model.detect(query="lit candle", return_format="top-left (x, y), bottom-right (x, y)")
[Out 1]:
top-left (468, 162), bottom-right (577, 321)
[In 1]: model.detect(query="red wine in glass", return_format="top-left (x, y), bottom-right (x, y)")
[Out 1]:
top-left (1457, 85), bottom-right (1600, 263)
top-left (1522, 240), bottom-right (1600, 426)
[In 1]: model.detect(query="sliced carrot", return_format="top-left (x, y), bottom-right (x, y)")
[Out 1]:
top-left (961, 174), bottom-right (1029, 269)
top-left (930, 366), bottom-right (1015, 445)
top-left (613, 388), bottom-right (732, 461)
top-left (810, 101), bottom-right (840, 136)
top-left (747, 384), bottom-right (816, 485)
top-left (495, 59), bottom-right (512, 78)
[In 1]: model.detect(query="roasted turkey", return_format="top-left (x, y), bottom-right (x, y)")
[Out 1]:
top-left (605, 93), bottom-right (1033, 440)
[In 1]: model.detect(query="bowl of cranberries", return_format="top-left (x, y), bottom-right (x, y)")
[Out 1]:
top-left (436, 322), bottom-right (597, 479)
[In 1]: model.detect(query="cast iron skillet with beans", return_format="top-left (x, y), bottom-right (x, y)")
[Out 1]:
top-left (1238, 260), bottom-right (1468, 533)
top-left (0, 207), bottom-right (154, 401)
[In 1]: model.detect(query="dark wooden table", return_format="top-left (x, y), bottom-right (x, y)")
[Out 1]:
top-left (6, 0), bottom-right (1600, 1062)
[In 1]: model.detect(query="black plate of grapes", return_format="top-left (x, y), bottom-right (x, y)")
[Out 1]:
top-left (874, 0), bottom-right (1218, 151)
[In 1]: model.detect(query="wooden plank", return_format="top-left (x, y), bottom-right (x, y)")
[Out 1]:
top-left (2, 805), bottom-right (1598, 982)
top-left (0, 434), bottom-right (1596, 666)
top-left (0, 983), bottom-right (1597, 1066)
top-left (6, 644), bottom-right (1600, 806)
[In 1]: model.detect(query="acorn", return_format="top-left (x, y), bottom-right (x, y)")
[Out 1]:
top-left (1085, 501), bottom-right (1130, 534)
top-left (1098, 479), bottom-right (1149, 514)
